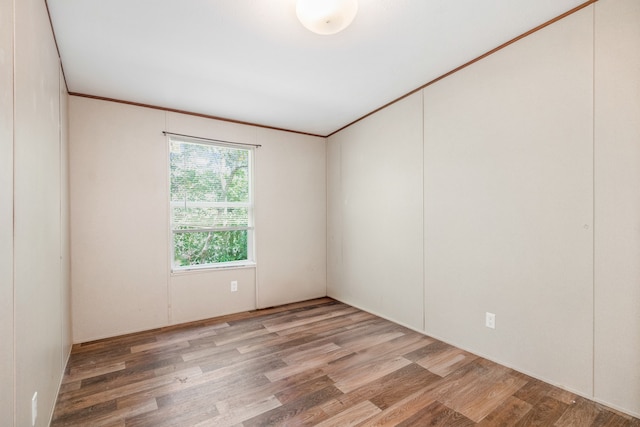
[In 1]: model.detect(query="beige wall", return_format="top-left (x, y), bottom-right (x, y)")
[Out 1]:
top-left (423, 5), bottom-right (594, 395)
top-left (255, 127), bottom-right (326, 308)
top-left (328, 0), bottom-right (640, 417)
top-left (0, 0), bottom-right (14, 424)
top-left (70, 97), bottom-right (326, 341)
top-left (1, 0), bottom-right (73, 425)
top-left (60, 70), bottom-right (72, 369)
top-left (70, 100), bottom-right (170, 340)
top-left (327, 92), bottom-right (424, 331)
top-left (594, 0), bottom-right (640, 414)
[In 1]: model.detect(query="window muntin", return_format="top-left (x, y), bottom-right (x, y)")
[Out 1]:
top-left (169, 137), bottom-right (253, 270)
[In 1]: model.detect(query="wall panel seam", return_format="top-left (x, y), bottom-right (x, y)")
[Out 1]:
top-left (591, 1), bottom-right (597, 400)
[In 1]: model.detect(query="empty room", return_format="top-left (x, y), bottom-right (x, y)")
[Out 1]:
top-left (1, 0), bottom-right (639, 425)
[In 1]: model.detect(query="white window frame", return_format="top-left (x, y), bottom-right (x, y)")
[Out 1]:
top-left (168, 135), bottom-right (255, 272)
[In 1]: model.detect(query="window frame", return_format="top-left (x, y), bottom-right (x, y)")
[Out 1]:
top-left (167, 135), bottom-right (255, 272)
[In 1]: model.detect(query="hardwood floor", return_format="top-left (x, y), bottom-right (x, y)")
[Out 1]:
top-left (52, 298), bottom-right (639, 426)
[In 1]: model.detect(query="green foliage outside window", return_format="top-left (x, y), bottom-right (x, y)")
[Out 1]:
top-left (173, 230), bottom-right (248, 266)
top-left (169, 139), bottom-right (251, 268)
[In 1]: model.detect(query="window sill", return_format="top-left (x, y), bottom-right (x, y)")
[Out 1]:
top-left (171, 261), bottom-right (256, 276)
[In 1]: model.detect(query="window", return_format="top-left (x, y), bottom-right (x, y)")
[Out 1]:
top-left (169, 136), bottom-right (253, 270)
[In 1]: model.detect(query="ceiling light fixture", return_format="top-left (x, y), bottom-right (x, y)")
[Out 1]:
top-left (296, 0), bottom-right (358, 35)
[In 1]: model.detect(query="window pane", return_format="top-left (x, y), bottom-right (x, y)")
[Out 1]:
top-left (173, 230), bottom-right (248, 267)
top-left (170, 141), bottom-right (249, 203)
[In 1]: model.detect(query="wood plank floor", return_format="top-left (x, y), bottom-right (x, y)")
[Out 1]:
top-left (52, 298), bottom-right (639, 426)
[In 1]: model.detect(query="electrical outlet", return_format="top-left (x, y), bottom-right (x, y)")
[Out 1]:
top-left (230, 281), bottom-right (238, 292)
top-left (31, 392), bottom-right (37, 426)
top-left (485, 312), bottom-right (496, 329)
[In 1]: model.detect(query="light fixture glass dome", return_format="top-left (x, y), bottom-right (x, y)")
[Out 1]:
top-left (296, 0), bottom-right (358, 35)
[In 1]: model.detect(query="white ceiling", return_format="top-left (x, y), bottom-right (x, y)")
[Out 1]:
top-left (47, 0), bottom-right (588, 136)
